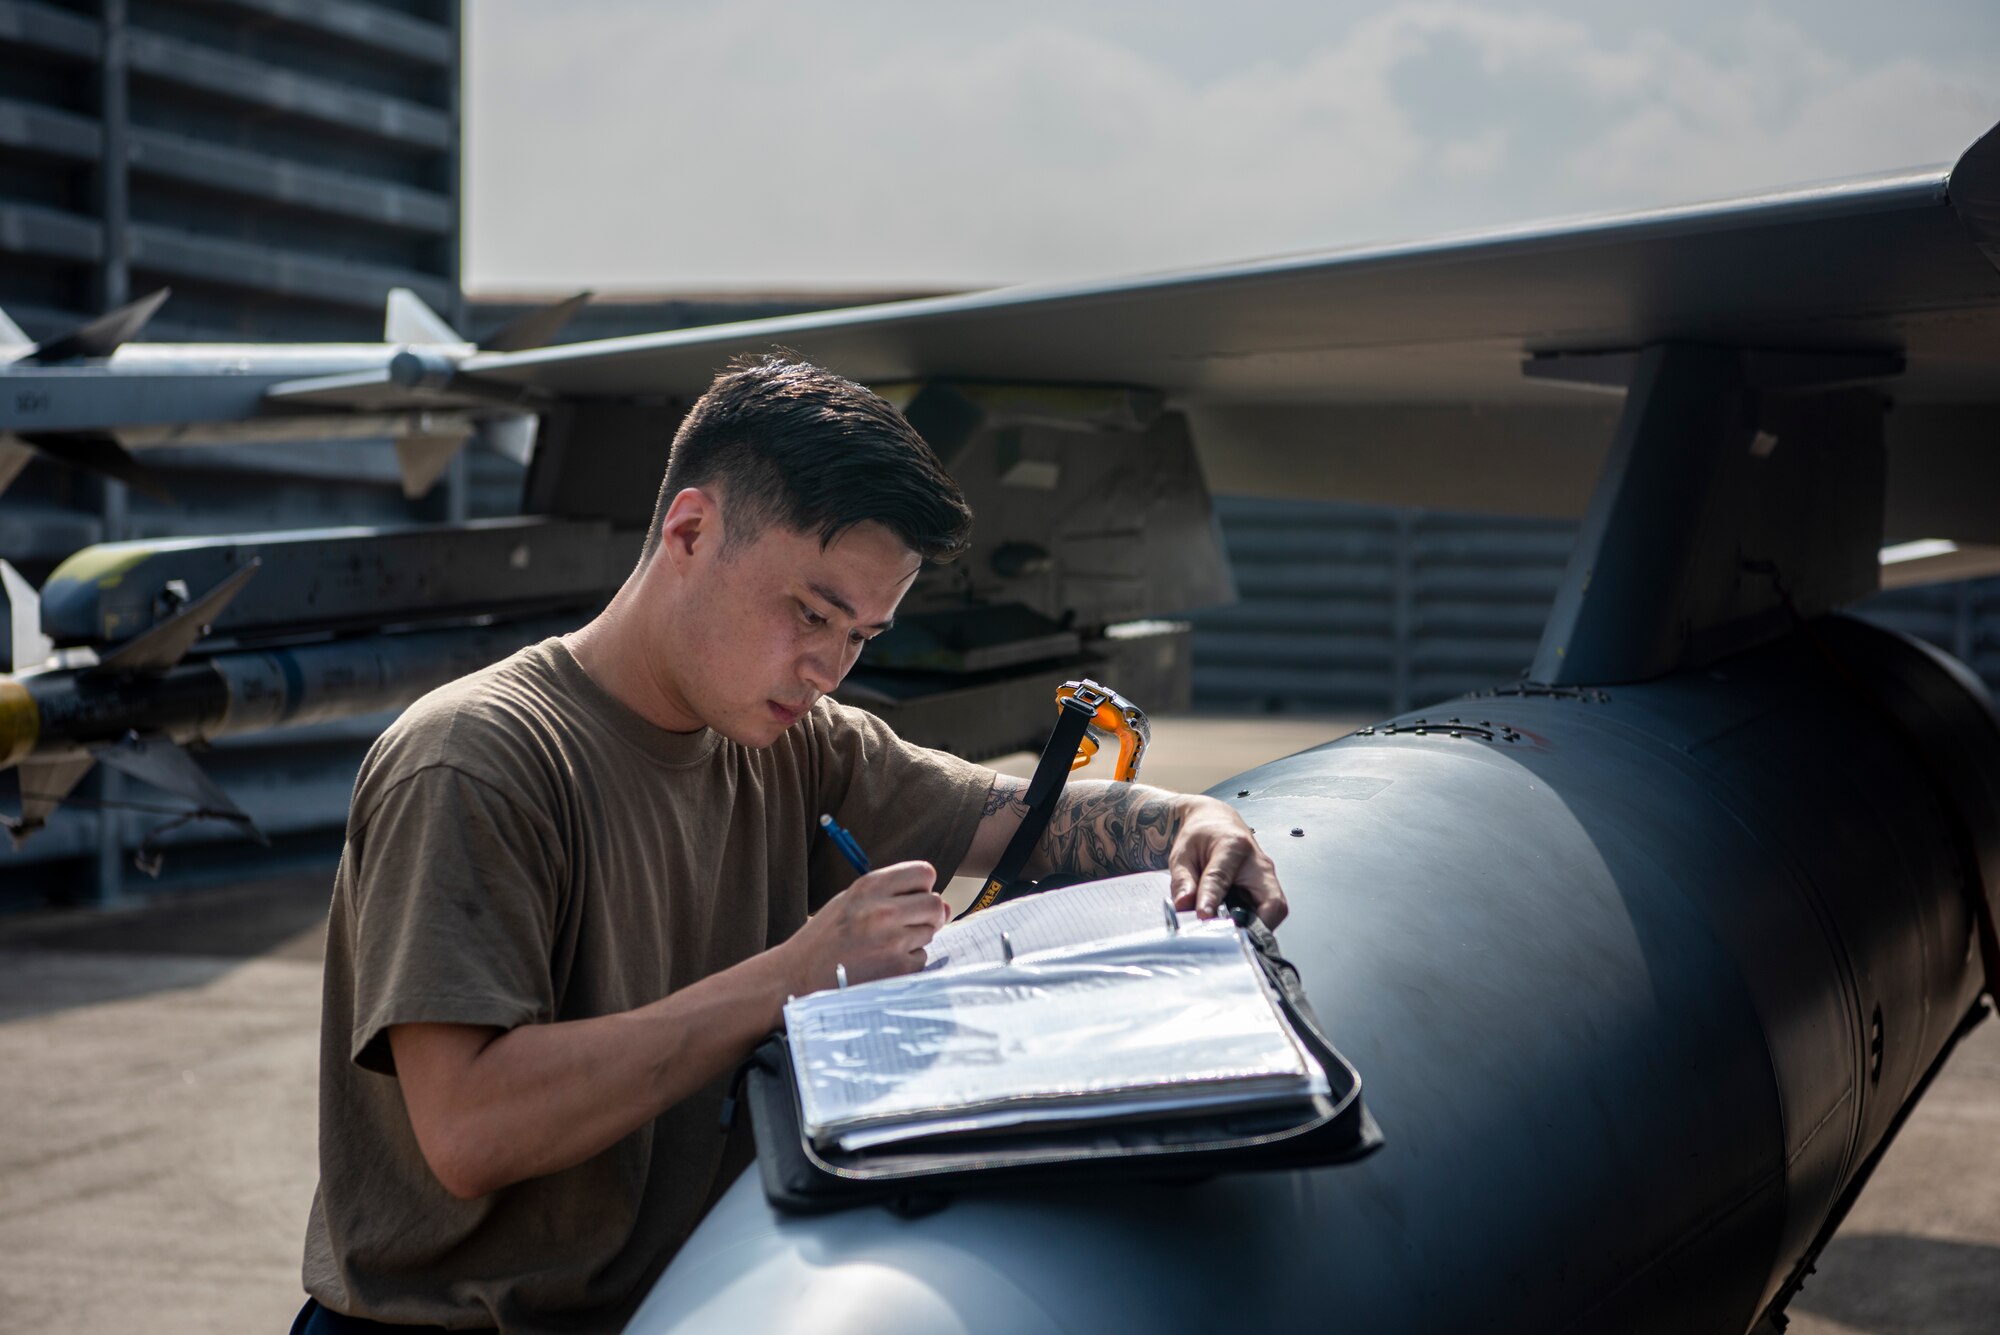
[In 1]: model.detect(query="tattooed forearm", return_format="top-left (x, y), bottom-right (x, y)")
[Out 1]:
top-left (982, 775), bottom-right (1030, 819)
top-left (1031, 781), bottom-right (1183, 879)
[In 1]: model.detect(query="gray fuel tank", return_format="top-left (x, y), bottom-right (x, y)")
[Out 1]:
top-left (627, 614), bottom-right (2000, 1334)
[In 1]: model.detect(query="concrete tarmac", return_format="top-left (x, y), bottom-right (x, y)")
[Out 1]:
top-left (1, 715), bottom-right (1996, 1334)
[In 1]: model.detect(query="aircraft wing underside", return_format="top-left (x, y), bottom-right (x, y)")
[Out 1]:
top-left (4, 123), bottom-right (1998, 526)
top-left (449, 129), bottom-right (2000, 411)
top-left (432, 121), bottom-right (1999, 528)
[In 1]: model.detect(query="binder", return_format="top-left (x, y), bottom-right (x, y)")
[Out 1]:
top-left (736, 877), bottom-right (1380, 1215)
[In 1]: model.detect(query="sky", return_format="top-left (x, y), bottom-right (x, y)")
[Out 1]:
top-left (462, 1), bottom-right (2000, 294)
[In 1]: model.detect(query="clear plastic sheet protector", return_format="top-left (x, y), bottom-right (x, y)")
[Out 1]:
top-left (783, 888), bottom-right (1331, 1152)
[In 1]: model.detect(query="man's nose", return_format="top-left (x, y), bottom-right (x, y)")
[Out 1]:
top-left (799, 649), bottom-right (838, 695)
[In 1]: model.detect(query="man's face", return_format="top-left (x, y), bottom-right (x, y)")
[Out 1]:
top-left (672, 513), bottom-right (921, 746)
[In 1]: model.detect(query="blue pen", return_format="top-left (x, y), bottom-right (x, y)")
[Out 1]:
top-left (819, 813), bottom-right (872, 875)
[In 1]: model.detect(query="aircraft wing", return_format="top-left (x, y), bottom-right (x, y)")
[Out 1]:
top-left (443, 122), bottom-right (2000, 524)
top-left (460, 131), bottom-right (2000, 411)
top-left (8, 124), bottom-right (1995, 518)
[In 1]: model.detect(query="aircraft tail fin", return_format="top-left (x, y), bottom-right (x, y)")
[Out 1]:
top-left (385, 288), bottom-right (464, 345)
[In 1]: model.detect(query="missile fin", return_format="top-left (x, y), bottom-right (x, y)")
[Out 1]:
top-left (88, 559), bottom-right (261, 677)
top-left (394, 431), bottom-right (467, 498)
top-left (0, 305), bottom-right (27, 350)
top-left (477, 414), bottom-right (539, 467)
top-left (385, 288), bottom-right (463, 345)
top-left (0, 434), bottom-right (33, 498)
top-left (15, 432), bottom-right (175, 503)
top-left (89, 732), bottom-right (267, 846)
top-left (11, 755), bottom-right (94, 841)
top-left (0, 560), bottom-right (52, 673)
top-left (23, 288), bottom-right (170, 363)
top-left (479, 291), bottom-right (592, 352)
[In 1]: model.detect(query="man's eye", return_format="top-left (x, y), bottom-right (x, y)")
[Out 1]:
top-left (800, 605), bottom-right (828, 627)
top-left (849, 629), bottom-right (868, 647)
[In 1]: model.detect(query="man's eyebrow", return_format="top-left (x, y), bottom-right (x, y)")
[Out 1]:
top-left (807, 583), bottom-right (894, 630)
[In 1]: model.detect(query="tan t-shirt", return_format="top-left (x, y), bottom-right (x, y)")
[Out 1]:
top-left (301, 638), bottom-right (993, 1333)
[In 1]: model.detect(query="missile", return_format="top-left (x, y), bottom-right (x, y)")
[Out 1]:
top-left (626, 613), bottom-right (2000, 1333)
top-left (0, 287), bottom-right (585, 500)
top-left (1, 610), bottom-right (579, 767)
top-left (1, 609), bottom-right (576, 846)
top-left (1, 529), bottom-right (605, 854)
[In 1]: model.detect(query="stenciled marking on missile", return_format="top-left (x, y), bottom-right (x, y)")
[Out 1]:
top-left (1235, 775), bottom-right (1392, 802)
top-left (276, 648), bottom-right (308, 715)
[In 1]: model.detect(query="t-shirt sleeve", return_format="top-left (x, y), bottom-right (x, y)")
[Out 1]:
top-left (344, 763), bottom-right (565, 1076)
top-left (808, 702), bottom-right (996, 906)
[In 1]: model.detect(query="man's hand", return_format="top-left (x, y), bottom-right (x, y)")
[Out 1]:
top-left (962, 777), bottom-right (1289, 928)
top-left (1168, 795), bottom-right (1287, 927)
top-left (782, 860), bottom-right (948, 992)
top-left (387, 860), bottom-right (949, 1200)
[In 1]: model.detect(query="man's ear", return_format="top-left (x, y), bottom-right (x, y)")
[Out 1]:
top-left (658, 487), bottom-right (720, 570)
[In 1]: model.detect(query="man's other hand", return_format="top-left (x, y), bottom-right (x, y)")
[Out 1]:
top-left (784, 860), bottom-right (948, 992)
top-left (1168, 796), bottom-right (1288, 928)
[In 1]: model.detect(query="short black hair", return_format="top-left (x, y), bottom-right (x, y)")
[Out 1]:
top-left (641, 353), bottom-right (972, 566)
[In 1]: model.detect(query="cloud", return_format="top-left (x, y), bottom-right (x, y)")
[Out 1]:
top-left (463, 1), bottom-right (2000, 290)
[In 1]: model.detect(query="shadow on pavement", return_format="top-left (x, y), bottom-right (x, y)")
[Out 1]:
top-left (1790, 1232), bottom-right (2000, 1335)
top-left (0, 869), bottom-right (332, 1022)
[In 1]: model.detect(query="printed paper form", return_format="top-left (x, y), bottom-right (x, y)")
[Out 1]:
top-left (787, 919), bottom-right (1331, 1150)
top-left (925, 870), bottom-right (1181, 972)
top-left (836, 1078), bottom-right (1310, 1151)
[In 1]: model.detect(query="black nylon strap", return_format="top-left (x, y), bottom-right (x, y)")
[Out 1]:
top-left (960, 698), bottom-right (1096, 917)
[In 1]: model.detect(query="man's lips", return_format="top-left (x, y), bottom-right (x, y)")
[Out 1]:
top-left (768, 699), bottom-right (811, 724)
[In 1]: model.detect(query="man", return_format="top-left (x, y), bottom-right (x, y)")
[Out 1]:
top-left (295, 356), bottom-right (1285, 1333)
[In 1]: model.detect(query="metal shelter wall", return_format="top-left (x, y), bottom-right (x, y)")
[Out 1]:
top-left (0, 0), bottom-right (460, 341)
top-left (1190, 497), bottom-right (1577, 714)
top-left (1189, 495), bottom-right (2000, 719)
